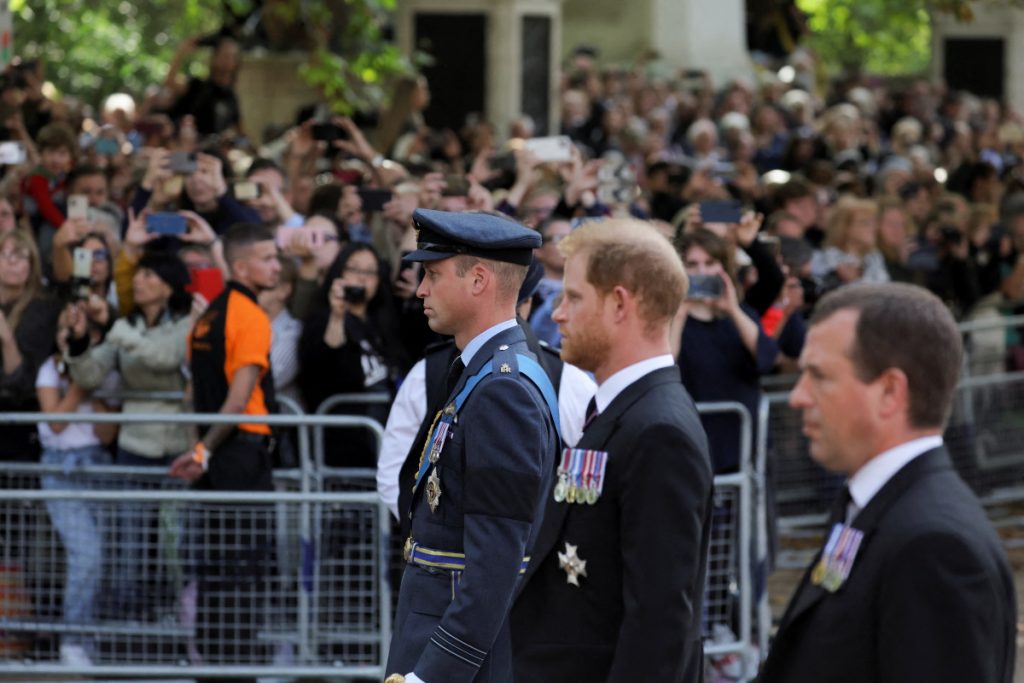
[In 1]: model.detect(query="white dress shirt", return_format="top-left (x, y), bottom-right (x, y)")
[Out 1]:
top-left (846, 435), bottom-right (944, 521)
top-left (592, 354), bottom-right (676, 414)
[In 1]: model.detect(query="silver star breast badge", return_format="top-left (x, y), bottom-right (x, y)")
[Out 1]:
top-left (558, 542), bottom-right (588, 587)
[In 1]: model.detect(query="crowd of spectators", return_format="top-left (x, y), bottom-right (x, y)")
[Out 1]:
top-left (4, 32), bottom-right (1024, 664)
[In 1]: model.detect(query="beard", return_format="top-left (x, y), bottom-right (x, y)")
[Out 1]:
top-left (559, 321), bottom-right (611, 373)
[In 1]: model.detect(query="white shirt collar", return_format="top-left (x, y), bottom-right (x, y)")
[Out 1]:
top-left (460, 319), bottom-right (519, 367)
top-left (593, 355), bottom-right (675, 414)
top-left (847, 435), bottom-right (944, 512)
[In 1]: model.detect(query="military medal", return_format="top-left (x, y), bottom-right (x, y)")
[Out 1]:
top-left (426, 469), bottom-right (442, 513)
top-left (558, 542), bottom-right (587, 587)
top-left (811, 523), bottom-right (863, 592)
top-left (554, 449), bottom-right (571, 502)
top-left (553, 474), bottom-right (568, 502)
top-left (588, 450), bottom-right (608, 504)
top-left (555, 448), bottom-right (610, 505)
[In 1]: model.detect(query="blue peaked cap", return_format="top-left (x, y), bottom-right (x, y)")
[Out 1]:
top-left (403, 208), bottom-right (541, 266)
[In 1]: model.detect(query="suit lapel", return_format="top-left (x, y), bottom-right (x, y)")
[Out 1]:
top-left (523, 366), bottom-right (682, 584)
top-left (777, 446), bottom-right (953, 630)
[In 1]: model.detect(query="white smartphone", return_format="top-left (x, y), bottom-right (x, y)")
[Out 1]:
top-left (72, 247), bottom-right (93, 279)
top-left (67, 194), bottom-right (89, 221)
top-left (0, 142), bottom-right (26, 166)
top-left (524, 135), bottom-right (574, 163)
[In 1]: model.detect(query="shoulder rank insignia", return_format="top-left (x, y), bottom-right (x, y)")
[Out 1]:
top-left (500, 362), bottom-right (512, 374)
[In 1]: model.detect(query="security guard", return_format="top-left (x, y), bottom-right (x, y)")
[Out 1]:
top-left (384, 209), bottom-right (560, 683)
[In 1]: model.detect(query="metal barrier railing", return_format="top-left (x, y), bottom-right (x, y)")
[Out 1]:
top-left (0, 410), bottom-right (392, 680)
top-left (694, 401), bottom-right (757, 677)
top-left (0, 392), bottom-right (769, 679)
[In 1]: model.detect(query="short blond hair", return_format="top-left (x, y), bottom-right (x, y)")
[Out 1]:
top-left (559, 219), bottom-right (687, 329)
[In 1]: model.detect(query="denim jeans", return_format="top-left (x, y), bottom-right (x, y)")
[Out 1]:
top-left (40, 444), bottom-right (112, 648)
top-left (110, 447), bottom-right (178, 618)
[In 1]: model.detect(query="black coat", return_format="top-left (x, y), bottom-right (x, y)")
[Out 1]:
top-left (512, 365), bottom-right (714, 682)
top-left (760, 447), bottom-right (1016, 683)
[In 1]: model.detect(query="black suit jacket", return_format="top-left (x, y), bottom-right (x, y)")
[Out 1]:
top-left (760, 447), bottom-right (1016, 683)
top-left (512, 365), bottom-right (714, 682)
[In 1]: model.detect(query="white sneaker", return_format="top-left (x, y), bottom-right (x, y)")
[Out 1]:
top-left (59, 643), bottom-right (93, 667)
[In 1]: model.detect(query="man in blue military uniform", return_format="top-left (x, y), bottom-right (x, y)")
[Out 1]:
top-left (385, 209), bottom-right (560, 683)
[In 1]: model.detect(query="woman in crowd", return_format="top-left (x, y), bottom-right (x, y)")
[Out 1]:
top-left (811, 196), bottom-right (890, 291)
top-left (40, 312), bottom-right (119, 666)
top-left (298, 243), bottom-right (406, 468)
top-left (64, 248), bottom-right (193, 616)
top-left (0, 229), bottom-right (62, 460)
top-left (675, 228), bottom-right (778, 474)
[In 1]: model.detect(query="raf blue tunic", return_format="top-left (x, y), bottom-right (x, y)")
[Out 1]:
top-left (386, 325), bottom-right (559, 683)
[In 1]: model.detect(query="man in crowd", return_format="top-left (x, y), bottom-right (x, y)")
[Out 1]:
top-left (760, 282), bottom-right (1016, 682)
top-left (512, 219), bottom-right (713, 682)
top-left (385, 209), bottom-right (560, 683)
top-left (169, 222), bottom-right (282, 682)
top-left (527, 217), bottom-right (572, 348)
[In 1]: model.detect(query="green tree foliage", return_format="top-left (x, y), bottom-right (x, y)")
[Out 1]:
top-left (12, 0), bottom-right (223, 107)
top-left (796, 0), bottom-right (933, 76)
top-left (796, 0), bottom-right (1024, 77)
top-left (10, 0), bottom-right (414, 113)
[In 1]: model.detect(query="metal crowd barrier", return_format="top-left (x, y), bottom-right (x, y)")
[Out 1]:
top-left (693, 401), bottom-right (757, 679)
top-left (0, 392), bottom-right (769, 680)
top-left (0, 410), bottom-right (391, 680)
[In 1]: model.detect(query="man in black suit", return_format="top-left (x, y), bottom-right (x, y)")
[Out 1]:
top-left (512, 218), bottom-right (714, 682)
top-left (760, 282), bottom-right (1016, 682)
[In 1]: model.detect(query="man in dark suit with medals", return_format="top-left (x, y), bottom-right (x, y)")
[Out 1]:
top-left (512, 218), bottom-right (714, 681)
top-left (759, 282), bottom-right (1016, 682)
top-left (384, 209), bottom-right (560, 683)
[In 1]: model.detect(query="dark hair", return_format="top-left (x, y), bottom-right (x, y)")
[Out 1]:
top-left (134, 249), bottom-right (192, 319)
top-left (313, 242), bottom-right (408, 370)
top-left (246, 157), bottom-right (284, 180)
top-left (67, 164), bottom-right (107, 190)
top-left (675, 228), bottom-right (737, 286)
top-left (309, 182), bottom-right (344, 218)
top-left (810, 282), bottom-right (962, 428)
top-left (36, 122), bottom-right (77, 155)
top-left (772, 178), bottom-right (814, 210)
top-left (223, 222), bottom-right (276, 269)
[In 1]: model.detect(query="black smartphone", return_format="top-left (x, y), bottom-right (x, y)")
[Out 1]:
top-left (488, 153), bottom-right (516, 173)
top-left (312, 123), bottom-right (348, 143)
top-left (699, 200), bottom-right (743, 224)
top-left (343, 285), bottom-right (368, 304)
top-left (687, 274), bottom-right (723, 300)
top-left (358, 188), bottom-right (392, 212)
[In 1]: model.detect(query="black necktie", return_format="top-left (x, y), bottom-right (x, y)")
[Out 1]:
top-left (827, 484), bottom-right (852, 527)
top-left (445, 356), bottom-right (465, 398)
top-left (582, 396), bottom-right (599, 433)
